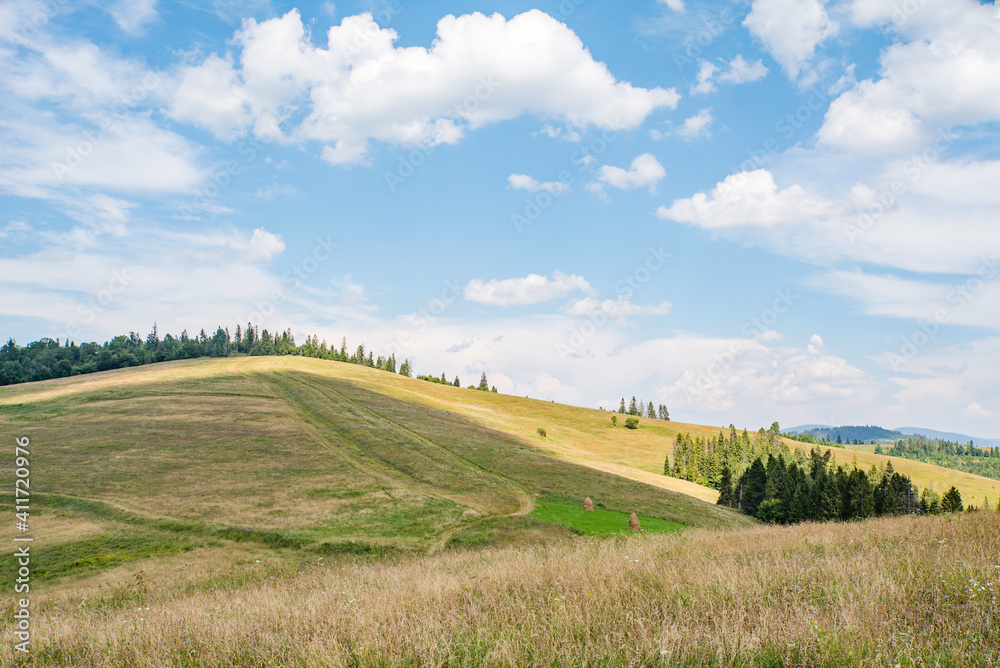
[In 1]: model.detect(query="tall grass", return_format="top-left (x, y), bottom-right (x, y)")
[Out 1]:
top-left (5, 512), bottom-right (998, 667)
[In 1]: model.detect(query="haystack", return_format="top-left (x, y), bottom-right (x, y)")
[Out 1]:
top-left (582, 497), bottom-right (594, 511)
top-left (628, 512), bottom-right (641, 531)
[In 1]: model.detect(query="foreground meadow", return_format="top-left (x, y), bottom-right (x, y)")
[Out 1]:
top-left (4, 511), bottom-right (998, 667)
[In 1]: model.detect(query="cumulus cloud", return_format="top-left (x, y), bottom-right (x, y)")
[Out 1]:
top-left (743, 0), bottom-right (837, 79)
top-left (245, 228), bottom-right (286, 261)
top-left (464, 271), bottom-right (595, 306)
top-left (657, 169), bottom-right (836, 228)
top-left (595, 153), bottom-right (666, 193)
top-left (507, 173), bottom-right (570, 195)
top-left (819, 0), bottom-right (1000, 154)
top-left (718, 54), bottom-right (769, 84)
top-left (964, 402), bottom-right (992, 419)
top-left (168, 9), bottom-right (680, 164)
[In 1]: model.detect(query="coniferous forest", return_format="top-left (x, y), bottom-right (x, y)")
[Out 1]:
top-left (881, 436), bottom-right (1000, 482)
top-left (665, 424), bottom-right (970, 523)
top-left (0, 325), bottom-right (413, 387)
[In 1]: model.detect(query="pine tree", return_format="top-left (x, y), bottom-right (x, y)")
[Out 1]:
top-left (941, 486), bottom-right (964, 513)
top-left (618, 398), bottom-right (626, 414)
top-left (453, 376), bottom-right (460, 387)
top-left (716, 464), bottom-right (734, 507)
top-left (478, 372), bottom-right (489, 391)
top-left (646, 403), bottom-right (656, 419)
top-left (628, 396), bottom-right (638, 415)
top-left (399, 359), bottom-right (412, 377)
top-left (740, 458), bottom-right (768, 516)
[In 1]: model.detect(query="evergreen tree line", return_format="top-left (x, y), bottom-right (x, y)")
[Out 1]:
top-left (666, 422), bottom-right (783, 489)
top-left (615, 396), bottom-right (670, 421)
top-left (717, 448), bottom-right (973, 524)
top-left (414, 371), bottom-right (498, 393)
top-left (0, 325), bottom-right (413, 386)
top-left (879, 436), bottom-right (1000, 482)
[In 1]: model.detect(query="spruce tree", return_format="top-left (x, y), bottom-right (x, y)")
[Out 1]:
top-left (941, 486), bottom-right (964, 513)
top-left (716, 464), bottom-right (734, 507)
top-left (741, 458), bottom-right (768, 516)
top-left (628, 396), bottom-right (638, 415)
top-left (478, 372), bottom-right (489, 391)
top-left (618, 398), bottom-right (626, 414)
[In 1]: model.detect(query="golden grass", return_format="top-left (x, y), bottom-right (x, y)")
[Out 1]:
top-left (2, 356), bottom-right (997, 507)
top-left (232, 357), bottom-right (1000, 504)
top-left (6, 511), bottom-right (998, 667)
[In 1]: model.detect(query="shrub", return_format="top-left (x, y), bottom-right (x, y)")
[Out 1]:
top-left (624, 417), bottom-right (639, 430)
top-left (537, 427), bottom-right (547, 438)
top-left (610, 416), bottom-right (617, 427)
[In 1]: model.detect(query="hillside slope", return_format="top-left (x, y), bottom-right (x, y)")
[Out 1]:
top-left (0, 356), bottom-right (755, 587)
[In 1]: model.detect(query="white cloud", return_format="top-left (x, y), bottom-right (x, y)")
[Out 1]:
top-left (245, 228), bottom-right (286, 261)
top-left (464, 271), bottom-right (595, 306)
top-left (807, 333), bottom-right (825, 353)
top-left (657, 0), bottom-right (685, 11)
top-left (743, 0), bottom-right (837, 79)
top-left (756, 329), bottom-right (783, 343)
top-left (0, 225), bottom-right (307, 344)
top-left (812, 269), bottom-right (1000, 331)
top-left (718, 54), bottom-right (769, 84)
top-left (507, 173), bottom-right (571, 195)
top-left (691, 55), bottom-right (768, 95)
top-left (110, 0), bottom-right (159, 35)
top-left (0, 220), bottom-right (30, 241)
top-left (169, 9), bottom-right (680, 164)
top-left (561, 296), bottom-right (672, 318)
top-left (171, 55), bottom-right (251, 140)
top-left (819, 0), bottom-right (1000, 154)
top-left (964, 402), bottom-right (992, 419)
top-left (657, 169), bottom-right (836, 228)
top-left (0, 29), bottom-right (208, 206)
top-left (536, 124), bottom-right (580, 141)
top-left (691, 60), bottom-right (718, 95)
top-left (331, 274), bottom-right (366, 304)
top-left (675, 108), bottom-right (713, 139)
top-left (596, 153), bottom-right (666, 193)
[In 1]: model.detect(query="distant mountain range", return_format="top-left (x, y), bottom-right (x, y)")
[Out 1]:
top-left (785, 424), bottom-right (1000, 448)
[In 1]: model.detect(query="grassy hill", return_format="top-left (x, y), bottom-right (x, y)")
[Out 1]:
top-left (1, 355), bottom-right (997, 588)
top-left (2, 356), bottom-right (999, 666)
top-left (0, 356), bottom-right (750, 588)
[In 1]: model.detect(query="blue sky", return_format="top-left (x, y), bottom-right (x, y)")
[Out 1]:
top-left (1, 0), bottom-right (999, 436)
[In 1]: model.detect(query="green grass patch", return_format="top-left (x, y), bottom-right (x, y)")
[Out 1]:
top-left (0, 531), bottom-right (197, 584)
top-left (530, 500), bottom-right (684, 536)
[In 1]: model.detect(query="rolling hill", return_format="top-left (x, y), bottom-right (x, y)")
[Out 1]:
top-left (2, 355), bottom-right (998, 590)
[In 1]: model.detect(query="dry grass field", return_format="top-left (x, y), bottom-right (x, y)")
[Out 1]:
top-left (1, 357), bottom-right (998, 666)
top-left (2, 511), bottom-right (997, 667)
